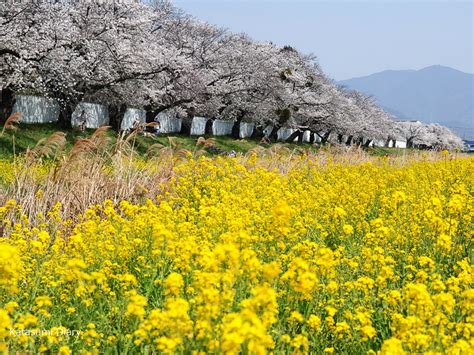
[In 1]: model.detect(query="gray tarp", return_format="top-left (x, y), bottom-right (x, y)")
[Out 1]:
top-left (71, 102), bottom-right (109, 128)
top-left (190, 117), bottom-right (208, 135)
top-left (121, 108), bottom-right (146, 130)
top-left (303, 130), bottom-right (311, 143)
top-left (212, 119), bottom-right (234, 136)
top-left (380, 140), bottom-right (406, 148)
top-left (277, 127), bottom-right (296, 141)
top-left (394, 140), bottom-right (407, 148)
top-left (263, 125), bottom-right (273, 137)
top-left (239, 122), bottom-right (254, 139)
top-left (373, 139), bottom-right (386, 147)
top-left (12, 95), bottom-right (59, 123)
top-left (262, 126), bottom-right (298, 141)
top-left (155, 112), bottom-right (182, 133)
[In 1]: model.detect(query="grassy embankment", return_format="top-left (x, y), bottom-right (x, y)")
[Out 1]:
top-left (0, 123), bottom-right (408, 160)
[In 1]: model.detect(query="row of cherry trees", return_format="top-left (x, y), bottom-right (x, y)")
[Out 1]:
top-left (0, 0), bottom-right (463, 149)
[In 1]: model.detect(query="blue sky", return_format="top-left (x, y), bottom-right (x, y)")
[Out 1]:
top-left (172, 0), bottom-right (474, 80)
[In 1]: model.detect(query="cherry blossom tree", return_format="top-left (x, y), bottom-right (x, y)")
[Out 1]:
top-left (0, 0), bottom-right (463, 148)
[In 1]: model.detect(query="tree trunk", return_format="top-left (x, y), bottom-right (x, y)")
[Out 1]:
top-left (285, 129), bottom-right (302, 143)
top-left (309, 132), bottom-right (315, 144)
top-left (205, 119), bottom-right (214, 135)
top-left (320, 131), bottom-right (332, 145)
top-left (407, 138), bottom-right (413, 148)
top-left (180, 116), bottom-right (192, 136)
top-left (337, 134), bottom-right (343, 144)
top-left (144, 104), bottom-right (157, 123)
top-left (109, 104), bottom-right (127, 132)
top-left (316, 132), bottom-right (323, 143)
top-left (108, 106), bottom-right (119, 131)
top-left (364, 139), bottom-right (373, 148)
top-left (251, 125), bottom-right (265, 140)
top-left (269, 125), bottom-right (280, 142)
top-left (298, 131), bottom-right (304, 144)
top-left (346, 135), bottom-right (353, 145)
top-left (58, 104), bottom-right (73, 130)
top-left (0, 88), bottom-right (15, 124)
top-left (231, 118), bottom-right (242, 139)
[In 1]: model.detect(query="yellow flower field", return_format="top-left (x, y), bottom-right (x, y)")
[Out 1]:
top-left (0, 152), bottom-right (473, 354)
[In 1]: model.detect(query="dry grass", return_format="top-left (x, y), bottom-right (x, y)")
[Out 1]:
top-left (2, 127), bottom-right (174, 226)
top-left (0, 112), bottom-right (21, 135)
top-left (147, 136), bottom-right (207, 159)
top-left (241, 143), bottom-right (465, 174)
top-left (1, 123), bottom-right (467, 228)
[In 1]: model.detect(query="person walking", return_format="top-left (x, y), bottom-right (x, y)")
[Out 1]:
top-left (79, 110), bottom-right (87, 132)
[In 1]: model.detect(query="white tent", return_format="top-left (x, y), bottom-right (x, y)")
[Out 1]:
top-left (395, 140), bottom-right (407, 148)
top-left (12, 95), bottom-right (59, 123)
top-left (71, 102), bottom-right (109, 128)
top-left (121, 108), bottom-right (146, 130)
top-left (239, 122), bottom-right (254, 138)
top-left (190, 117), bottom-right (209, 135)
top-left (277, 127), bottom-right (297, 142)
top-left (155, 112), bottom-right (182, 133)
top-left (263, 125), bottom-right (273, 137)
top-left (212, 119), bottom-right (234, 136)
top-left (302, 130), bottom-right (311, 143)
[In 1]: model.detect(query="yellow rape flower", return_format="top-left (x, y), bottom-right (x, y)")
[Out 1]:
top-left (0, 242), bottom-right (22, 293)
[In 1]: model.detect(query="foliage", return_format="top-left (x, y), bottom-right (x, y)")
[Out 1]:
top-left (0, 1), bottom-right (463, 149)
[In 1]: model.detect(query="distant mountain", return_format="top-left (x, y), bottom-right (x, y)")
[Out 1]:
top-left (339, 65), bottom-right (474, 139)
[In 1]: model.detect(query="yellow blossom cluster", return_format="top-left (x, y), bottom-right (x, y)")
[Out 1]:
top-left (0, 153), bottom-right (473, 353)
top-left (0, 159), bottom-right (51, 187)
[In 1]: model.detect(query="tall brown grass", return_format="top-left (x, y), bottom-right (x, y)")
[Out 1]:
top-left (0, 112), bottom-right (21, 135)
top-left (1, 124), bottom-right (465, 228)
top-left (3, 127), bottom-right (175, 226)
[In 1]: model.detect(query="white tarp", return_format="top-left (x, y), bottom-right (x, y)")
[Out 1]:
top-left (263, 125), bottom-right (273, 137)
top-left (12, 95), bottom-right (59, 123)
top-left (190, 117), bottom-right (208, 135)
top-left (395, 140), bottom-right (407, 148)
top-left (302, 130), bottom-right (311, 143)
top-left (277, 127), bottom-right (297, 142)
top-left (121, 108), bottom-right (146, 130)
top-left (262, 126), bottom-right (298, 141)
top-left (71, 102), bottom-right (109, 128)
top-left (239, 122), bottom-right (254, 139)
top-left (373, 139), bottom-right (386, 147)
top-left (212, 119), bottom-right (234, 136)
top-left (155, 112), bottom-right (182, 133)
